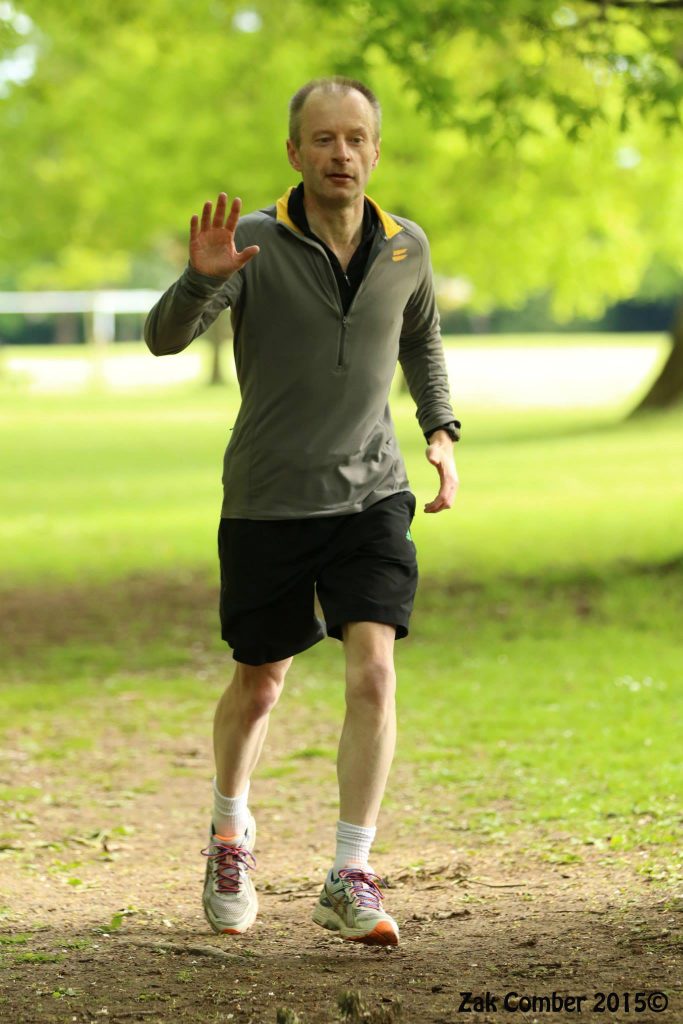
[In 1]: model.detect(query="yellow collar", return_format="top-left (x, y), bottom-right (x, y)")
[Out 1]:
top-left (275, 187), bottom-right (403, 240)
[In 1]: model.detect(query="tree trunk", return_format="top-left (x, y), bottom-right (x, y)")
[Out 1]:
top-left (630, 298), bottom-right (683, 414)
top-left (55, 313), bottom-right (80, 345)
top-left (205, 320), bottom-right (225, 387)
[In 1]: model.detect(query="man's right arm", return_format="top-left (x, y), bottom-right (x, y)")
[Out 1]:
top-left (143, 264), bottom-right (241, 357)
top-left (144, 193), bottom-right (258, 356)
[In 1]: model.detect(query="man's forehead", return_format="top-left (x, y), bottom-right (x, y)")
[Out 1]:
top-left (300, 88), bottom-right (375, 131)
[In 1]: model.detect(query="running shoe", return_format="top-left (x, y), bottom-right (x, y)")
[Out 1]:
top-left (312, 867), bottom-right (399, 945)
top-left (201, 815), bottom-right (257, 934)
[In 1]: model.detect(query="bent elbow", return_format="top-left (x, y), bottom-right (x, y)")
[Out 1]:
top-left (143, 314), bottom-right (164, 357)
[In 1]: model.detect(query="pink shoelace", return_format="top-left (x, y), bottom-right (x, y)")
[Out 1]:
top-left (338, 868), bottom-right (386, 910)
top-left (202, 838), bottom-right (256, 894)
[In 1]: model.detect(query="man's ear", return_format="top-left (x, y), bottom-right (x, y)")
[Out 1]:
top-left (286, 138), bottom-right (302, 172)
top-left (371, 140), bottom-right (381, 170)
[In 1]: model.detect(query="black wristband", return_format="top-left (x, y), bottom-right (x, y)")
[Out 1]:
top-left (425, 420), bottom-right (461, 443)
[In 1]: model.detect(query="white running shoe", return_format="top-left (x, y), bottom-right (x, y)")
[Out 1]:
top-left (201, 815), bottom-right (257, 934)
top-left (312, 867), bottom-right (399, 946)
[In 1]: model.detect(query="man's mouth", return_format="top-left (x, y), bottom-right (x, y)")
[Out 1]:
top-left (328, 173), bottom-right (353, 180)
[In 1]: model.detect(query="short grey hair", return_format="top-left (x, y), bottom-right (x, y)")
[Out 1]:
top-left (288, 77), bottom-right (382, 146)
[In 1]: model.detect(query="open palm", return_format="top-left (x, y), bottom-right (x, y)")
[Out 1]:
top-left (189, 193), bottom-right (259, 278)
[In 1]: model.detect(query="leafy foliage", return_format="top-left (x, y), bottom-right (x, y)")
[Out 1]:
top-left (308, 0), bottom-right (683, 142)
top-left (0, 0), bottom-right (681, 317)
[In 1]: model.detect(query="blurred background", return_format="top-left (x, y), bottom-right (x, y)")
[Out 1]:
top-left (0, 1), bottom-right (681, 1010)
top-left (2, 0), bottom-right (682, 575)
top-left (2, 1), bottom-right (683, 403)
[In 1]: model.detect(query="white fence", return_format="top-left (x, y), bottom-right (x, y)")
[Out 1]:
top-left (0, 292), bottom-right (667, 405)
top-left (0, 290), bottom-right (162, 345)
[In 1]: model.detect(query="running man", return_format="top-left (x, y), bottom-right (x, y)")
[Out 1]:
top-left (144, 76), bottom-right (460, 947)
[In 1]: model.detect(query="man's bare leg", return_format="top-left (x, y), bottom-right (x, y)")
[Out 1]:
top-left (213, 656), bottom-right (293, 796)
top-left (337, 621), bottom-right (397, 827)
top-left (312, 621), bottom-right (399, 945)
top-left (203, 656), bottom-right (292, 936)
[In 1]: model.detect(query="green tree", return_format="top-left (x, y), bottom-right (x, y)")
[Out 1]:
top-left (316, 0), bottom-right (683, 411)
top-left (1, 0), bottom-right (682, 404)
top-left (308, 0), bottom-right (683, 144)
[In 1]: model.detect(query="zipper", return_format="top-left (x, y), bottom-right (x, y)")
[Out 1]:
top-left (342, 231), bottom-right (386, 319)
top-left (279, 221), bottom-right (392, 370)
top-left (336, 316), bottom-right (349, 370)
top-left (333, 234), bottom-right (388, 370)
top-left (288, 232), bottom-right (349, 367)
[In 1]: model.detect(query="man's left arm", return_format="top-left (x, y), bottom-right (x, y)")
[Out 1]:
top-left (398, 232), bottom-right (461, 514)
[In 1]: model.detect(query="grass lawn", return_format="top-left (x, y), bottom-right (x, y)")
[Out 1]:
top-left (1, 340), bottom-right (681, 884)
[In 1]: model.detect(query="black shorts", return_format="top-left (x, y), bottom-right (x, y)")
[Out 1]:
top-left (218, 491), bottom-right (418, 665)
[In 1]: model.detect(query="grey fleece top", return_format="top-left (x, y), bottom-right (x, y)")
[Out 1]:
top-left (144, 188), bottom-right (458, 519)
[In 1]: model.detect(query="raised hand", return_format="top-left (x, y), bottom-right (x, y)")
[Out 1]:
top-left (189, 193), bottom-right (259, 279)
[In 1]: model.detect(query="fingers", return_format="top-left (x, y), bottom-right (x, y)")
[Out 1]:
top-left (424, 497), bottom-right (446, 513)
top-left (200, 199), bottom-right (213, 232)
top-left (235, 244), bottom-right (260, 268)
top-left (225, 195), bottom-right (242, 234)
top-left (424, 446), bottom-right (459, 513)
top-left (189, 193), bottom-right (259, 272)
top-left (195, 193), bottom-right (240, 233)
top-left (214, 193), bottom-right (242, 231)
top-left (212, 192), bottom-right (229, 228)
top-left (423, 488), bottom-right (456, 513)
top-left (423, 481), bottom-right (454, 513)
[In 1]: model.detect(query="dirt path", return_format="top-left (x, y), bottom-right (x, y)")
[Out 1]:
top-left (1, 731), bottom-right (681, 1024)
top-left (0, 576), bottom-right (681, 1023)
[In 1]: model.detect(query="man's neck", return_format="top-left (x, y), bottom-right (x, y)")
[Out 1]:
top-left (303, 192), bottom-right (365, 256)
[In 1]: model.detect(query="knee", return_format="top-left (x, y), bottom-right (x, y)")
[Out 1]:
top-left (346, 659), bottom-right (396, 713)
top-left (233, 658), bottom-right (291, 721)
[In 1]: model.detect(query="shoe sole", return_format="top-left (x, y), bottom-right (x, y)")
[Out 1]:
top-left (312, 904), bottom-right (399, 946)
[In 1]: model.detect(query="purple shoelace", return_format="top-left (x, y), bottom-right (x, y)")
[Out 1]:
top-left (202, 838), bottom-right (256, 894)
top-left (338, 868), bottom-right (386, 910)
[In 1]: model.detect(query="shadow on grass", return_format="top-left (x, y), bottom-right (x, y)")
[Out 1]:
top-left (0, 554), bottom-right (681, 673)
top-left (418, 552), bottom-right (683, 597)
top-left (454, 407), bottom-right (675, 448)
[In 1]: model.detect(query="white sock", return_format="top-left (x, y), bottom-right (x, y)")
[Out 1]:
top-left (332, 819), bottom-right (376, 875)
top-left (212, 777), bottom-right (250, 842)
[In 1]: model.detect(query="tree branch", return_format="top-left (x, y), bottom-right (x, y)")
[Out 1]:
top-left (581, 0), bottom-right (683, 8)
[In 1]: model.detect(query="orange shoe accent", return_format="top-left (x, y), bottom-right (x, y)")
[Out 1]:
top-left (347, 921), bottom-right (398, 946)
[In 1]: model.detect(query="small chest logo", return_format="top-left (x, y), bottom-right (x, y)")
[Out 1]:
top-left (392, 248), bottom-right (408, 263)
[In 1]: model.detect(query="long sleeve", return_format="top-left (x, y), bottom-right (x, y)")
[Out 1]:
top-left (398, 235), bottom-right (458, 438)
top-left (144, 263), bottom-right (243, 356)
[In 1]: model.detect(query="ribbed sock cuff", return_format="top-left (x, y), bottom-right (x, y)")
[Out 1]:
top-left (333, 818), bottom-right (376, 872)
top-left (212, 777), bottom-right (250, 839)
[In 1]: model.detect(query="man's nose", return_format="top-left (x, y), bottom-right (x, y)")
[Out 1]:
top-left (331, 137), bottom-right (351, 161)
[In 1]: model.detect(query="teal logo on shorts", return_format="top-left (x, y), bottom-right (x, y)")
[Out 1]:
top-left (406, 528), bottom-right (413, 542)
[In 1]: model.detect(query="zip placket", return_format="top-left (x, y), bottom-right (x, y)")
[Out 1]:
top-left (279, 223), bottom-right (388, 371)
top-left (336, 315), bottom-right (349, 370)
top-left (331, 234), bottom-right (388, 371)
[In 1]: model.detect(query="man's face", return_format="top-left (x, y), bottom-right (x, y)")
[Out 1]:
top-left (286, 89), bottom-right (380, 208)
